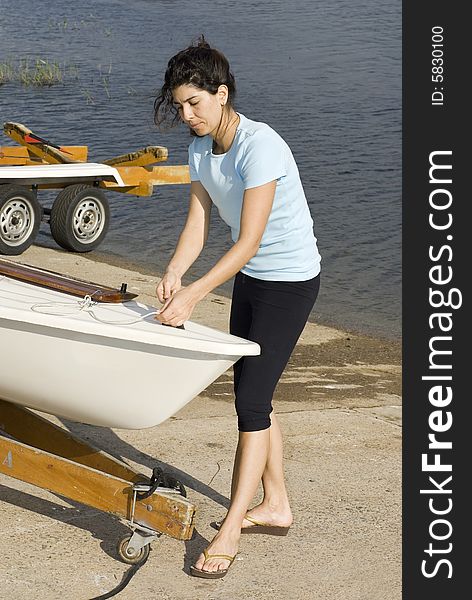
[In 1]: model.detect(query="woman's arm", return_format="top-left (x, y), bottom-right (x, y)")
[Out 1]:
top-left (156, 181), bottom-right (212, 302)
top-left (157, 180), bottom-right (276, 326)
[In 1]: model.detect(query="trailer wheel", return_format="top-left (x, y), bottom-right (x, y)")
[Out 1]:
top-left (50, 184), bottom-right (110, 252)
top-left (0, 184), bottom-right (41, 255)
top-left (117, 534), bottom-right (151, 565)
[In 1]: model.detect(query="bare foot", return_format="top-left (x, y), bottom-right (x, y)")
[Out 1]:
top-left (192, 531), bottom-right (239, 574)
top-left (243, 502), bottom-right (293, 529)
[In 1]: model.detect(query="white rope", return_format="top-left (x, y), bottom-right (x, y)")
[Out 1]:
top-left (30, 294), bottom-right (161, 325)
top-left (0, 277), bottom-right (161, 325)
top-left (88, 308), bottom-right (161, 326)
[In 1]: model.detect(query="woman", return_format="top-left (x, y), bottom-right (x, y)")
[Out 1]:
top-left (153, 36), bottom-right (321, 579)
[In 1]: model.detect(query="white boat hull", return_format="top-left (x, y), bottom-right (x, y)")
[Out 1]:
top-left (0, 162), bottom-right (125, 186)
top-left (0, 276), bottom-right (260, 429)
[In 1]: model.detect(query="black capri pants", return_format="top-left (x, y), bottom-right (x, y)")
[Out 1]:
top-left (229, 271), bottom-right (320, 432)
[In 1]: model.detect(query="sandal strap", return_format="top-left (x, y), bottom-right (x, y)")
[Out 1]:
top-left (203, 549), bottom-right (236, 562)
top-left (244, 514), bottom-right (269, 527)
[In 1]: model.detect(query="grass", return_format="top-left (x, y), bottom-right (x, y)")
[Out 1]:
top-left (81, 88), bottom-right (96, 105)
top-left (0, 61), bottom-right (14, 85)
top-left (1, 56), bottom-right (114, 103)
top-left (18, 58), bottom-right (63, 86)
top-left (0, 58), bottom-right (63, 86)
top-left (98, 61), bottom-right (112, 99)
top-left (48, 16), bottom-right (113, 36)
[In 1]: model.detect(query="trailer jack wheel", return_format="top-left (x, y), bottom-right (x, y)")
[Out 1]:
top-left (0, 184), bottom-right (41, 255)
top-left (50, 184), bottom-right (110, 252)
top-left (117, 532), bottom-right (152, 565)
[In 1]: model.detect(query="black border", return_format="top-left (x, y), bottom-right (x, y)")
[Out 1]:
top-left (403, 3), bottom-right (467, 597)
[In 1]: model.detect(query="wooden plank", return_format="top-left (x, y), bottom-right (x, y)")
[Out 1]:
top-left (119, 165), bottom-right (191, 185)
top-left (0, 146), bottom-right (42, 165)
top-left (103, 146), bottom-right (168, 167)
top-left (0, 145), bottom-right (88, 165)
top-left (0, 400), bottom-right (143, 483)
top-left (0, 259), bottom-right (138, 303)
top-left (100, 180), bottom-right (154, 197)
top-left (0, 435), bottom-right (196, 540)
top-left (101, 165), bottom-right (190, 196)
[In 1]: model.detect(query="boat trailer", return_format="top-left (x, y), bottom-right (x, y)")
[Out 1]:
top-left (0, 400), bottom-right (195, 565)
top-left (0, 122), bottom-right (190, 255)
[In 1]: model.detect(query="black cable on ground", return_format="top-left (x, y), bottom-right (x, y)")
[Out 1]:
top-left (88, 552), bottom-right (150, 600)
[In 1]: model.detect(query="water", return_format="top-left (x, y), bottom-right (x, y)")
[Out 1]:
top-left (0, 0), bottom-right (401, 339)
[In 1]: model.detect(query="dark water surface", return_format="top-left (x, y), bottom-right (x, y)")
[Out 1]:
top-left (0, 0), bottom-right (401, 339)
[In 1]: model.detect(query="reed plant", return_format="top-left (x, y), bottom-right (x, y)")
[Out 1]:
top-left (0, 61), bottom-right (14, 85)
top-left (98, 61), bottom-right (112, 99)
top-left (0, 58), bottom-right (64, 86)
top-left (17, 58), bottom-right (63, 86)
top-left (1, 56), bottom-right (115, 102)
top-left (48, 16), bottom-right (112, 36)
top-left (81, 88), bottom-right (96, 105)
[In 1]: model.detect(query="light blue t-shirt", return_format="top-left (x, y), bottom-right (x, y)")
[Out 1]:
top-left (188, 113), bottom-right (321, 281)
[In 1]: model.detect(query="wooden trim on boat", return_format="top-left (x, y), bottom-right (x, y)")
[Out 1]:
top-left (0, 259), bottom-right (138, 303)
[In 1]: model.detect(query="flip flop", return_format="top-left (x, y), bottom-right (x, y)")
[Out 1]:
top-left (212, 514), bottom-right (291, 536)
top-left (190, 548), bottom-right (237, 579)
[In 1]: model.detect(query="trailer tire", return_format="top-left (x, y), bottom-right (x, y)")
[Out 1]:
top-left (50, 184), bottom-right (110, 252)
top-left (117, 534), bottom-right (151, 565)
top-left (0, 184), bottom-right (41, 255)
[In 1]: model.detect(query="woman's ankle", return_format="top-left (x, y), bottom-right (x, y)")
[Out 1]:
top-left (215, 521), bottom-right (242, 542)
top-left (251, 498), bottom-right (292, 516)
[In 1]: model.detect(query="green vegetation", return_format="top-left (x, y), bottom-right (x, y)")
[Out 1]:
top-left (48, 16), bottom-right (113, 36)
top-left (0, 58), bottom-right (63, 86)
top-left (0, 61), bottom-right (14, 85)
top-left (0, 57), bottom-right (114, 103)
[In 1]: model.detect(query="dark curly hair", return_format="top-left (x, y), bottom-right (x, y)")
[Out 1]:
top-left (154, 35), bottom-right (236, 129)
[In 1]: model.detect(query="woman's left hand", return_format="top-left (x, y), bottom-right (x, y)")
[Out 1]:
top-left (156, 285), bottom-right (201, 327)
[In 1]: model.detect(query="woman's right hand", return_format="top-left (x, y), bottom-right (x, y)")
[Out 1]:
top-left (156, 270), bottom-right (182, 304)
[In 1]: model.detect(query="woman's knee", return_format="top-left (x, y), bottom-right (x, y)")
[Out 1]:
top-left (237, 414), bottom-right (271, 432)
top-left (235, 395), bottom-right (272, 432)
